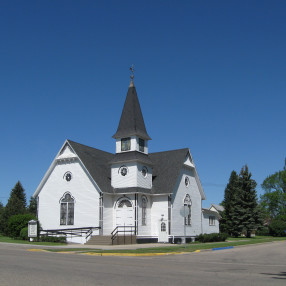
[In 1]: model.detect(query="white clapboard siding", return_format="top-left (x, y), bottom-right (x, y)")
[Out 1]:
top-left (202, 213), bottom-right (220, 234)
top-left (38, 159), bottom-right (100, 231)
top-left (151, 195), bottom-right (168, 236)
top-left (171, 168), bottom-right (202, 237)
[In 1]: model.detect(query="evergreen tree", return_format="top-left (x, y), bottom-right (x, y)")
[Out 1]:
top-left (222, 166), bottom-right (263, 237)
top-left (5, 181), bottom-right (26, 216)
top-left (238, 165), bottom-right (263, 237)
top-left (0, 202), bottom-right (4, 234)
top-left (28, 196), bottom-right (37, 216)
top-left (1, 181), bottom-right (27, 235)
top-left (220, 171), bottom-right (241, 236)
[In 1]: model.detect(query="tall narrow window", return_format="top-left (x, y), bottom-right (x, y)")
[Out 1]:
top-left (121, 137), bottom-right (131, 151)
top-left (60, 193), bottom-right (74, 225)
top-left (184, 194), bottom-right (192, 226)
top-left (209, 216), bottom-right (215, 226)
top-left (168, 195), bottom-right (171, 235)
top-left (161, 222), bottom-right (166, 232)
top-left (139, 138), bottom-right (145, 152)
top-left (142, 196), bottom-right (147, 226)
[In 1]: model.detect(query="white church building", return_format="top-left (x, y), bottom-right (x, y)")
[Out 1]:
top-left (34, 75), bottom-right (220, 244)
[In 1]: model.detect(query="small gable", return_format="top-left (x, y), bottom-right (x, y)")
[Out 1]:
top-left (57, 144), bottom-right (77, 160)
top-left (184, 152), bottom-right (194, 167)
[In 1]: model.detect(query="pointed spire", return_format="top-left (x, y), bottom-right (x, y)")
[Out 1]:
top-left (129, 64), bottom-right (134, 87)
top-left (112, 67), bottom-right (151, 140)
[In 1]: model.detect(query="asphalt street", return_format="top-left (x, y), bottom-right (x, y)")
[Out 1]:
top-left (0, 241), bottom-right (285, 286)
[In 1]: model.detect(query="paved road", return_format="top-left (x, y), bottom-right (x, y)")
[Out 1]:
top-left (0, 241), bottom-right (285, 286)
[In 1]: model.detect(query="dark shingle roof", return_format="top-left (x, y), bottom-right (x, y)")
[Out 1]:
top-left (109, 151), bottom-right (153, 166)
top-left (113, 187), bottom-right (153, 194)
top-left (68, 140), bottom-right (114, 193)
top-left (150, 148), bottom-right (189, 194)
top-left (68, 140), bottom-right (190, 195)
top-left (112, 85), bottom-right (151, 140)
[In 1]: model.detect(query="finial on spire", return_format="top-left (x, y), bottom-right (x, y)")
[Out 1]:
top-left (129, 64), bottom-right (135, 87)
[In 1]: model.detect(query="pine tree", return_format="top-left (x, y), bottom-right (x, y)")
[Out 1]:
top-left (28, 196), bottom-right (37, 216)
top-left (238, 165), bottom-right (263, 237)
top-left (1, 181), bottom-right (27, 235)
top-left (221, 171), bottom-right (241, 235)
top-left (0, 202), bottom-right (4, 234)
top-left (5, 181), bottom-right (26, 217)
top-left (222, 166), bottom-right (263, 237)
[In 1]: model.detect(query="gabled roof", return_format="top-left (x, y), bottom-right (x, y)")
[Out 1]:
top-left (68, 140), bottom-right (114, 194)
top-left (210, 204), bottom-right (224, 212)
top-left (112, 85), bottom-right (151, 140)
top-left (150, 148), bottom-right (189, 194)
top-left (150, 149), bottom-right (206, 199)
top-left (34, 140), bottom-right (205, 198)
top-left (202, 208), bottom-right (222, 219)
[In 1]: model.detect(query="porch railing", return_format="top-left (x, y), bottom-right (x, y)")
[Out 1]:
top-left (111, 225), bottom-right (137, 245)
top-left (41, 226), bottom-right (100, 241)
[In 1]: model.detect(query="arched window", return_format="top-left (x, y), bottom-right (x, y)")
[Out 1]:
top-left (184, 194), bottom-right (192, 226)
top-left (161, 222), bottom-right (166, 232)
top-left (142, 196), bottom-right (147, 226)
top-left (60, 193), bottom-right (74, 225)
top-left (118, 199), bottom-right (132, 208)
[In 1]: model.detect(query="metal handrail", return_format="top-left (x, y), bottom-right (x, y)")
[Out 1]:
top-left (41, 226), bottom-right (100, 240)
top-left (111, 225), bottom-right (137, 245)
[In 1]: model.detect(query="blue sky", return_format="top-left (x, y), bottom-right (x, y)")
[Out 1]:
top-left (0, 1), bottom-right (285, 208)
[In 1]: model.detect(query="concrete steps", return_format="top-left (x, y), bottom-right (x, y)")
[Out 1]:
top-left (85, 235), bottom-right (137, 245)
top-left (85, 235), bottom-right (112, 245)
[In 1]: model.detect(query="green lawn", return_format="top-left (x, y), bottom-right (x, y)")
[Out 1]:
top-left (0, 235), bottom-right (66, 246)
top-left (44, 236), bottom-right (286, 254)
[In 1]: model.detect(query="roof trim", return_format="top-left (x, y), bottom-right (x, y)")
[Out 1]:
top-left (33, 140), bottom-right (103, 198)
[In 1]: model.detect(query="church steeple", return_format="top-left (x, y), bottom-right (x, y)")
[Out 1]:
top-left (112, 67), bottom-right (151, 141)
top-left (110, 68), bottom-right (152, 191)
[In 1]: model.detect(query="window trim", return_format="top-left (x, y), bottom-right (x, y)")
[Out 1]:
top-left (142, 196), bottom-right (147, 226)
top-left (121, 137), bottom-right (131, 152)
top-left (139, 138), bottom-right (145, 152)
top-left (60, 192), bottom-right (75, 226)
top-left (209, 216), bottom-right (216, 226)
top-left (184, 194), bottom-right (192, 226)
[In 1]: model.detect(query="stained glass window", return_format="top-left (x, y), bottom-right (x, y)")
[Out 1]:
top-left (60, 193), bottom-right (74, 225)
top-left (142, 196), bottom-right (147, 225)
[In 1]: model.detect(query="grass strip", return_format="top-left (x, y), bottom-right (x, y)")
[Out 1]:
top-left (0, 235), bottom-right (66, 246)
top-left (43, 236), bottom-right (286, 254)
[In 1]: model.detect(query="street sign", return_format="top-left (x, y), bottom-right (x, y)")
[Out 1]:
top-left (180, 206), bottom-right (188, 217)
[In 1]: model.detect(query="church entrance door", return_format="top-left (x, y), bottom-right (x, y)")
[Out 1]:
top-left (115, 199), bottom-right (134, 227)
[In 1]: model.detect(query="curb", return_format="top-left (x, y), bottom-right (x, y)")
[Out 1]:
top-left (82, 251), bottom-right (187, 257)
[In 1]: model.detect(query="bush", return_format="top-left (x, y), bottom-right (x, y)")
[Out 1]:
top-left (7, 214), bottom-right (37, 238)
top-left (255, 227), bottom-right (270, 236)
top-left (19, 227), bottom-right (29, 240)
top-left (269, 218), bottom-right (286, 237)
top-left (39, 235), bottom-right (66, 243)
top-left (196, 233), bottom-right (228, 243)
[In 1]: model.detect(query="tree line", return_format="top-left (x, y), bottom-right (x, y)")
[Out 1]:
top-left (220, 160), bottom-right (286, 237)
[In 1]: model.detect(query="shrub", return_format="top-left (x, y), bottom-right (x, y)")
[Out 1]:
top-left (269, 218), bottom-right (286, 237)
top-left (39, 235), bottom-right (66, 243)
top-left (196, 233), bottom-right (228, 243)
top-left (19, 227), bottom-right (29, 240)
top-left (7, 214), bottom-right (37, 238)
top-left (255, 227), bottom-right (270, 236)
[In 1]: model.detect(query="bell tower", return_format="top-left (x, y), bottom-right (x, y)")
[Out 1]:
top-left (110, 67), bottom-right (152, 191)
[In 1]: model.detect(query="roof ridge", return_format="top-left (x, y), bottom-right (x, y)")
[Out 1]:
top-left (67, 139), bottom-right (113, 155)
top-left (150, 148), bottom-right (189, 155)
